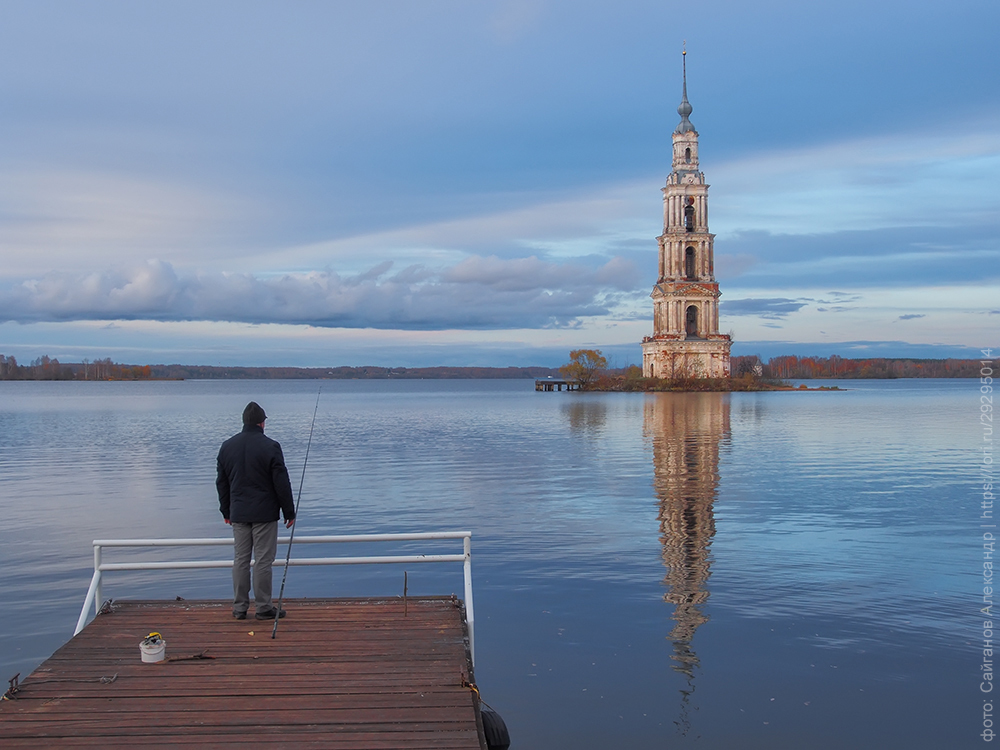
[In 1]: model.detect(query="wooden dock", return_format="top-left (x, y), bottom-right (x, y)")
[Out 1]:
top-left (0, 597), bottom-right (487, 749)
top-left (535, 379), bottom-right (579, 391)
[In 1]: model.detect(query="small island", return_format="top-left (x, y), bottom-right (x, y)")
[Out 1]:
top-left (548, 349), bottom-right (986, 393)
top-left (552, 349), bottom-right (832, 392)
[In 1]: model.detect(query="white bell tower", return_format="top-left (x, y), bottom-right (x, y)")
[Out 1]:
top-left (642, 50), bottom-right (731, 379)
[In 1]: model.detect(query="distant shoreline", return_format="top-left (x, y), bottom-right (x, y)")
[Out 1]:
top-left (0, 355), bottom-right (988, 381)
top-left (0, 363), bottom-right (562, 381)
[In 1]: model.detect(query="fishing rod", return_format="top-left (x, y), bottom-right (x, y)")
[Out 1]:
top-left (272, 387), bottom-right (322, 639)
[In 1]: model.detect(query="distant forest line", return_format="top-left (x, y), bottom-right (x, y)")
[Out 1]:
top-left (731, 354), bottom-right (985, 380)
top-left (0, 352), bottom-right (988, 381)
top-left (0, 355), bottom-right (559, 381)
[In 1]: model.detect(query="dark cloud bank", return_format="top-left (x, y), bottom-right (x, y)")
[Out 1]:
top-left (0, 255), bottom-right (642, 329)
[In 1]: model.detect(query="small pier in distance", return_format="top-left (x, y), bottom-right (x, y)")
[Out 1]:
top-left (535, 379), bottom-right (579, 391)
top-left (0, 597), bottom-right (486, 749)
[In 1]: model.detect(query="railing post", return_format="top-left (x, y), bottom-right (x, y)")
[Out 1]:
top-left (75, 570), bottom-right (102, 636)
top-left (463, 534), bottom-right (475, 667)
top-left (93, 544), bottom-right (102, 617)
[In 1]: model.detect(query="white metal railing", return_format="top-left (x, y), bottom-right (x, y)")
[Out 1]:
top-left (75, 531), bottom-right (476, 664)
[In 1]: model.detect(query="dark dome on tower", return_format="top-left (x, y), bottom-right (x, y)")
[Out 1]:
top-left (674, 51), bottom-right (696, 135)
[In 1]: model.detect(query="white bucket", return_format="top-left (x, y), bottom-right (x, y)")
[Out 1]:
top-left (139, 635), bottom-right (166, 663)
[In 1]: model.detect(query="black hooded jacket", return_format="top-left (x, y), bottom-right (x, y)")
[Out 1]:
top-left (216, 425), bottom-right (296, 524)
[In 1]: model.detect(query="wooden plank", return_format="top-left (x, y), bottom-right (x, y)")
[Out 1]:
top-left (0, 733), bottom-right (483, 750)
top-left (0, 598), bottom-right (487, 749)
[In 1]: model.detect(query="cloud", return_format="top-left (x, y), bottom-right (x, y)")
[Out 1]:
top-left (721, 297), bottom-right (809, 319)
top-left (715, 253), bottom-right (758, 279)
top-left (0, 255), bottom-right (641, 330)
top-left (443, 254), bottom-right (638, 293)
top-left (0, 169), bottom-right (257, 278)
top-left (712, 125), bottom-right (1000, 236)
top-left (813, 292), bottom-right (862, 312)
top-left (718, 224), bottom-right (1000, 290)
top-left (898, 314), bottom-right (926, 320)
top-left (269, 180), bottom-right (656, 275)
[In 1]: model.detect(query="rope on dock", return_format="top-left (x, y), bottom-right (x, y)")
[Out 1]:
top-left (163, 650), bottom-right (215, 662)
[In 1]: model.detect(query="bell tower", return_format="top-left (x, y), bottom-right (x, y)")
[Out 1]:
top-left (642, 50), bottom-right (731, 379)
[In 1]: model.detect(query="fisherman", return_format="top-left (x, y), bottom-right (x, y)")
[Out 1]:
top-left (217, 401), bottom-right (296, 621)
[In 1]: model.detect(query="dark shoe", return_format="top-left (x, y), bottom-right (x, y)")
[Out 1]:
top-left (255, 608), bottom-right (286, 620)
top-left (233, 611), bottom-right (247, 620)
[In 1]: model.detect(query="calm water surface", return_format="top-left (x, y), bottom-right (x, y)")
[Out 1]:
top-left (0, 379), bottom-right (977, 748)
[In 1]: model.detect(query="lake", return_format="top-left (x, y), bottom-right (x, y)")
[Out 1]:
top-left (0, 378), bottom-right (978, 748)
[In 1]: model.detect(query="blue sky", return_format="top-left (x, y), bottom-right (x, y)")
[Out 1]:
top-left (0, 0), bottom-right (997, 368)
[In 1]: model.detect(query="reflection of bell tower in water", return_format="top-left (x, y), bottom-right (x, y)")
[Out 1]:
top-left (642, 50), bottom-right (731, 379)
top-left (644, 392), bottom-right (730, 727)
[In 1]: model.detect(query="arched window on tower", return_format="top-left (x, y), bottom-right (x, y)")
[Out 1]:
top-left (684, 200), bottom-right (695, 232)
top-left (685, 305), bottom-right (699, 338)
top-left (685, 147), bottom-right (691, 164)
top-left (685, 247), bottom-right (696, 279)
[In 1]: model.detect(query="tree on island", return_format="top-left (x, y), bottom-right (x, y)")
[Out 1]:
top-left (560, 349), bottom-right (608, 387)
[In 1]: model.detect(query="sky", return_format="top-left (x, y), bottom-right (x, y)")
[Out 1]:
top-left (0, 0), bottom-right (997, 368)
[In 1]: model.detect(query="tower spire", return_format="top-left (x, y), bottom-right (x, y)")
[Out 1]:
top-left (682, 42), bottom-right (688, 96)
top-left (675, 45), bottom-right (695, 135)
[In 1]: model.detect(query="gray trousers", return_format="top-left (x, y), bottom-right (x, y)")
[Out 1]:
top-left (232, 521), bottom-right (278, 614)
